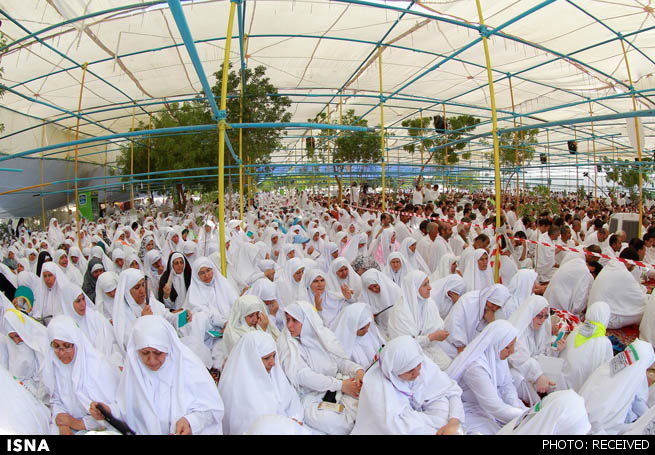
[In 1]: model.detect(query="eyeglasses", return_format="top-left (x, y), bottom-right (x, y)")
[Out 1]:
top-left (534, 312), bottom-right (549, 320)
top-left (50, 342), bottom-right (74, 352)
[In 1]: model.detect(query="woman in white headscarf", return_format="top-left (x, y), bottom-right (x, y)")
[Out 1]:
top-left (32, 262), bottom-right (71, 322)
top-left (341, 233), bottom-right (368, 264)
top-left (143, 250), bottom-right (165, 293)
top-left (360, 269), bottom-right (401, 339)
top-left (461, 249), bottom-right (493, 292)
top-left (432, 253), bottom-right (459, 281)
top-left (504, 269), bottom-right (538, 319)
top-left (388, 270), bottom-right (452, 370)
top-left (446, 319), bottom-right (527, 434)
top-left (219, 331), bottom-right (304, 435)
top-left (94, 271), bottom-right (118, 322)
top-left (223, 295), bottom-right (280, 356)
top-left (399, 237), bottom-right (430, 275)
top-left (90, 315), bottom-right (224, 435)
top-left (47, 219), bottom-right (64, 248)
top-left (53, 249), bottom-right (83, 287)
top-left (90, 246), bottom-right (113, 275)
top-left (185, 257), bottom-right (238, 369)
top-left (157, 253), bottom-right (191, 311)
top-left (246, 277), bottom-right (285, 332)
top-left (111, 269), bottom-right (190, 356)
top-left (0, 364), bottom-right (50, 434)
top-left (274, 258), bottom-right (306, 310)
top-left (1, 309), bottom-right (50, 402)
top-left (496, 389), bottom-right (590, 435)
top-left (60, 285), bottom-right (123, 368)
top-left (561, 301), bottom-right (613, 392)
top-left (304, 268), bottom-right (345, 328)
top-left (507, 295), bottom-right (560, 405)
top-left (352, 335), bottom-right (464, 435)
top-left (579, 339), bottom-right (654, 434)
top-left (331, 303), bottom-right (384, 370)
top-left (318, 242), bottom-right (339, 274)
top-left (441, 284), bottom-right (513, 359)
top-left (42, 315), bottom-right (120, 434)
top-left (277, 301), bottom-right (365, 435)
top-left (326, 257), bottom-right (362, 303)
top-left (430, 274), bottom-right (467, 320)
top-left (374, 229), bottom-right (399, 267)
top-left (382, 252), bottom-right (411, 287)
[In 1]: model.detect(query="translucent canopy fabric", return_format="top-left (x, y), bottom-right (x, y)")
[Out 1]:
top-left (0, 0), bottom-right (653, 168)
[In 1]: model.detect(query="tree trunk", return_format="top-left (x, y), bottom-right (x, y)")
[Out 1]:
top-left (175, 183), bottom-right (186, 212)
top-left (336, 174), bottom-right (343, 206)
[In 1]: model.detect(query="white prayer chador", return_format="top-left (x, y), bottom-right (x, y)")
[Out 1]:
top-left (504, 269), bottom-right (538, 319)
top-left (42, 315), bottom-right (120, 432)
top-left (352, 336), bottom-right (465, 435)
top-left (561, 301), bottom-right (613, 392)
top-left (446, 320), bottom-right (526, 434)
top-left (33, 262), bottom-right (71, 321)
top-left (304, 268), bottom-right (344, 328)
top-left (95, 271), bottom-right (118, 321)
top-left (382, 252), bottom-right (411, 286)
top-left (186, 257), bottom-right (238, 329)
top-left (114, 315), bottom-right (224, 435)
top-left (60, 285), bottom-right (123, 368)
top-left (496, 390), bottom-right (591, 435)
top-left (330, 303), bottom-right (384, 369)
top-left (360, 269), bottom-right (401, 338)
top-left (277, 301), bottom-right (362, 435)
top-left (274, 258), bottom-right (306, 309)
top-left (579, 339), bottom-right (654, 435)
top-left (639, 291), bottom-right (655, 345)
top-left (223, 295), bottom-right (280, 356)
top-left (432, 253), bottom-right (458, 281)
top-left (461, 249), bottom-right (493, 292)
top-left (219, 331), bottom-right (303, 435)
top-left (399, 237), bottom-right (430, 275)
top-left (589, 260), bottom-right (646, 329)
top-left (543, 256), bottom-right (593, 317)
top-left (388, 270), bottom-right (452, 370)
top-left (442, 284), bottom-right (513, 359)
top-left (0, 364), bottom-right (50, 434)
top-left (430, 274), bottom-right (466, 319)
top-left (326, 257), bottom-right (362, 302)
top-left (507, 296), bottom-right (552, 405)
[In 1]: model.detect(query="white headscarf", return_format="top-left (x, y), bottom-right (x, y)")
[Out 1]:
top-left (185, 257), bottom-right (238, 328)
top-left (326, 257), bottom-right (362, 301)
top-left (352, 335), bottom-right (463, 435)
top-left (461, 249), bottom-right (494, 293)
top-left (497, 389), bottom-right (590, 435)
top-left (389, 270), bottom-right (444, 340)
top-left (579, 339), bottom-right (655, 434)
top-left (331, 302), bottom-right (384, 369)
top-left (33, 261), bottom-right (71, 320)
top-left (42, 315), bottom-right (120, 421)
top-left (274, 257), bottom-right (305, 309)
top-left (219, 331), bottom-right (303, 435)
top-left (561, 301), bottom-right (613, 392)
top-left (223, 295), bottom-right (280, 356)
top-left (95, 271), bottom-right (119, 321)
top-left (504, 269), bottom-right (538, 319)
top-left (382, 252), bottom-right (410, 286)
top-left (399, 237), bottom-right (430, 275)
top-left (430, 274), bottom-right (466, 319)
top-left (508, 295), bottom-right (551, 356)
top-left (277, 301), bottom-right (359, 391)
top-left (447, 319), bottom-right (518, 387)
top-left (116, 315), bottom-right (224, 434)
top-left (0, 364), bottom-right (50, 434)
top-left (432, 253), bottom-right (458, 281)
top-left (2, 309), bottom-right (49, 379)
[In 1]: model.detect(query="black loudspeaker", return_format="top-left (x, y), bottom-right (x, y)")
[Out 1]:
top-left (597, 164), bottom-right (602, 172)
top-left (567, 140), bottom-right (577, 154)
top-left (305, 137), bottom-right (315, 150)
top-left (540, 153), bottom-right (547, 164)
top-left (433, 115), bottom-right (446, 133)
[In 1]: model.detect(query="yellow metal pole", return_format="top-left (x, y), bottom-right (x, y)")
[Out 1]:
top-left (40, 122), bottom-right (46, 230)
top-left (129, 104), bottom-right (136, 211)
top-left (620, 38), bottom-right (644, 237)
top-left (0, 182), bottom-right (53, 197)
top-left (147, 115), bottom-right (152, 205)
top-left (508, 76), bottom-right (520, 207)
top-left (589, 102), bottom-right (597, 200)
top-left (238, 74), bottom-right (244, 220)
top-left (475, 0), bottom-right (502, 284)
top-left (419, 109), bottom-right (424, 165)
top-left (73, 62), bottom-right (89, 250)
top-left (379, 46), bottom-right (386, 211)
top-left (218, 2), bottom-right (237, 276)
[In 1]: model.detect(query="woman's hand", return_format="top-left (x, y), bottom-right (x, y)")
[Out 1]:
top-left (257, 311), bottom-right (269, 332)
top-left (89, 402), bottom-right (110, 421)
top-left (141, 304), bottom-right (153, 316)
top-left (436, 418), bottom-right (460, 435)
top-left (341, 284), bottom-right (353, 300)
top-left (355, 369), bottom-right (365, 383)
top-left (58, 425), bottom-right (73, 435)
top-left (174, 417), bottom-right (192, 435)
top-left (535, 374), bottom-right (556, 394)
top-left (163, 282), bottom-right (172, 299)
top-left (55, 413), bottom-right (74, 427)
top-left (428, 330), bottom-right (449, 342)
top-left (341, 378), bottom-right (362, 398)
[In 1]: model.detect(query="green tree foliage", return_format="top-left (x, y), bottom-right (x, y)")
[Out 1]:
top-left (400, 116), bottom-right (434, 156)
top-left (0, 32), bottom-right (6, 134)
top-left (485, 128), bottom-right (539, 168)
top-left (117, 64), bottom-right (292, 200)
top-left (601, 156), bottom-right (652, 192)
top-left (305, 109), bottom-right (381, 199)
